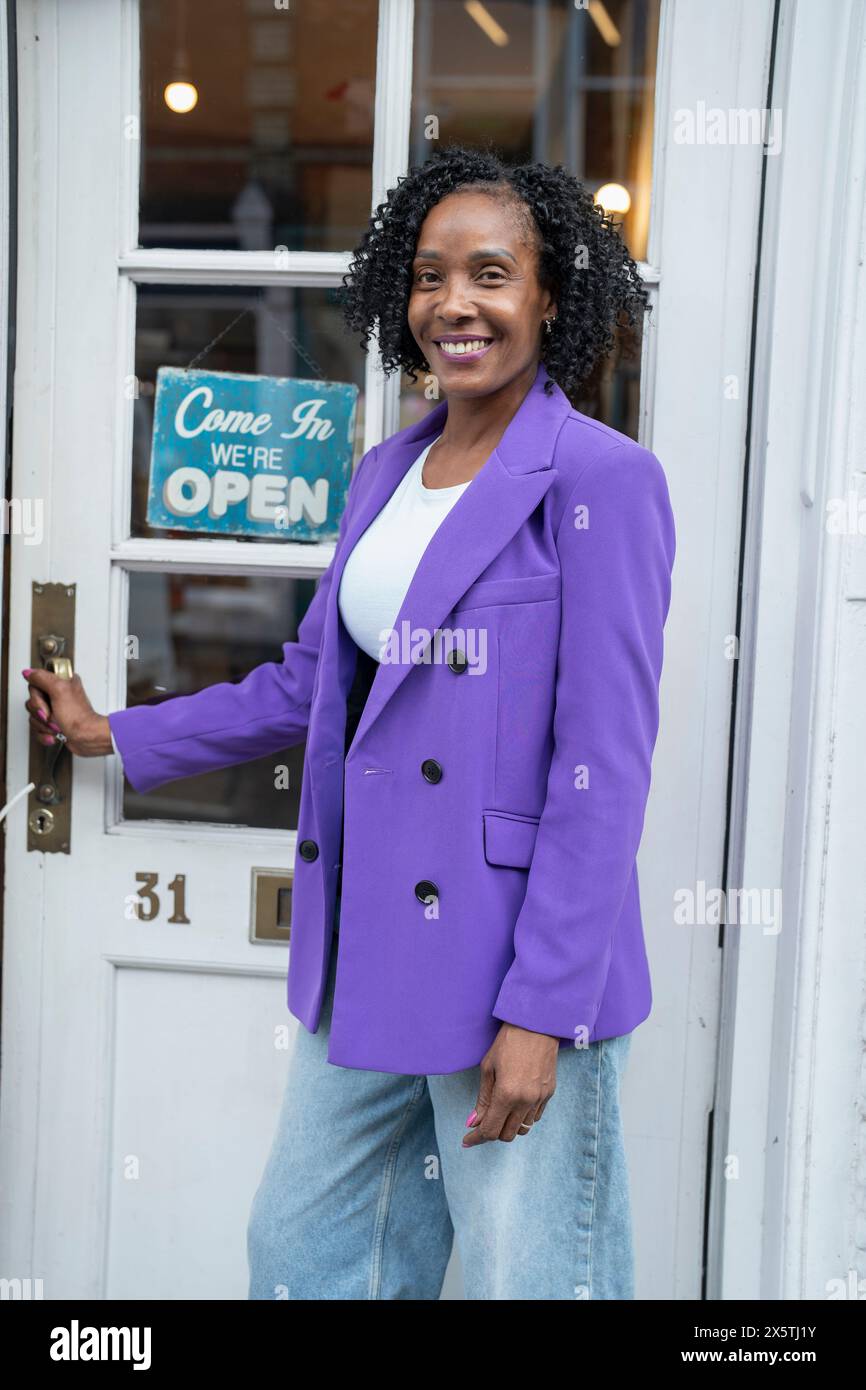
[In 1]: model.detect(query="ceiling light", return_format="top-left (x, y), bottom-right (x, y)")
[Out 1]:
top-left (463, 1), bottom-right (509, 47)
top-left (164, 81), bottom-right (197, 114)
top-left (588, 1), bottom-right (622, 47)
top-left (594, 182), bottom-right (632, 215)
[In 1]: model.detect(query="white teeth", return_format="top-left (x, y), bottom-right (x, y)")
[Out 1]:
top-left (438, 339), bottom-right (490, 355)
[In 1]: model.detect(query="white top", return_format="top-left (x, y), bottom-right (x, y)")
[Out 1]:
top-left (338, 436), bottom-right (470, 661)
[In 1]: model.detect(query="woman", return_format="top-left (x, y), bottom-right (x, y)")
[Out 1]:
top-left (23, 146), bottom-right (675, 1300)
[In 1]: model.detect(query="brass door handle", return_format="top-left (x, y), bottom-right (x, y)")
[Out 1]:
top-left (45, 655), bottom-right (74, 679)
top-left (28, 585), bottom-right (76, 853)
top-left (40, 631), bottom-right (73, 680)
top-left (36, 646), bottom-right (72, 802)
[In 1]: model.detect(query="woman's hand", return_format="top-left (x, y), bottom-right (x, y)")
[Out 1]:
top-left (462, 1023), bottom-right (559, 1147)
top-left (22, 668), bottom-right (114, 757)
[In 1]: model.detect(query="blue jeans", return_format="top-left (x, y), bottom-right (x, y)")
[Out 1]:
top-left (247, 898), bottom-right (635, 1300)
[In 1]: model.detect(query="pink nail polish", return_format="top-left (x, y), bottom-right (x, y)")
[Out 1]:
top-left (37, 709), bottom-right (47, 721)
top-left (465, 1109), bottom-right (477, 1127)
top-left (22, 668), bottom-right (32, 676)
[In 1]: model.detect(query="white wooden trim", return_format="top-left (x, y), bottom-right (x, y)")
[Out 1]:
top-left (365, 0), bottom-right (415, 446)
top-left (118, 0), bottom-right (137, 254)
top-left (103, 954), bottom-right (287, 979)
top-left (1, 0), bottom-right (62, 1281)
top-left (119, 248), bottom-right (353, 286)
top-left (371, 0), bottom-right (415, 223)
top-left (110, 537), bottom-right (336, 575)
top-left (0, 0), bottom-right (10, 640)
top-left (103, 817), bottom-right (301, 850)
top-left (638, 284), bottom-right (659, 450)
top-left (717, 0), bottom-right (866, 1300)
top-left (640, 0), bottom-right (777, 1299)
top-left (644, 0), bottom-right (673, 274)
top-left (112, 272), bottom-right (136, 550)
top-left (709, 0), bottom-right (796, 1300)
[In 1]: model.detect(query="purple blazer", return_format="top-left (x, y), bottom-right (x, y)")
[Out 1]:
top-left (109, 362), bottom-right (676, 1075)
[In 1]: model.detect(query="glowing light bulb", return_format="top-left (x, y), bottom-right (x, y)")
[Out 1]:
top-left (594, 183), bottom-right (631, 216)
top-left (164, 81), bottom-right (198, 114)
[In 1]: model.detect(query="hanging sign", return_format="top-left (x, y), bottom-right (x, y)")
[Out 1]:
top-left (146, 367), bottom-right (359, 541)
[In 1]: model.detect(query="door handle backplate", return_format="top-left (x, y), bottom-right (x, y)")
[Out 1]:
top-left (28, 582), bottom-right (76, 853)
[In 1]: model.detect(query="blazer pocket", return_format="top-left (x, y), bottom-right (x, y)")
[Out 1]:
top-left (482, 809), bottom-right (542, 869)
top-left (455, 572), bottom-right (560, 612)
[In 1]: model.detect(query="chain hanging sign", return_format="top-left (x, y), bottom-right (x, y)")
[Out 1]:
top-left (146, 367), bottom-right (358, 540)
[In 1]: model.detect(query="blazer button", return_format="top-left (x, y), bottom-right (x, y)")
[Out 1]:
top-left (447, 648), bottom-right (468, 673)
top-left (421, 758), bottom-right (443, 783)
top-left (298, 839), bottom-right (319, 862)
top-left (414, 880), bottom-right (439, 905)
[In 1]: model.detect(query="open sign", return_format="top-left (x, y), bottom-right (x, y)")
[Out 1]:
top-left (146, 367), bottom-right (359, 540)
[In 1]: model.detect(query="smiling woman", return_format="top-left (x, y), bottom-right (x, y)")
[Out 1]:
top-left (339, 146), bottom-right (648, 506)
top-left (342, 144), bottom-right (648, 409)
top-left (410, 213), bottom-right (557, 402)
top-left (248, 143), bottom-right (674, 1298)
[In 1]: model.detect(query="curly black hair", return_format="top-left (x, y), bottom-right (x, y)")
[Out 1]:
top-left (340, 144), bottom-right (648, 404)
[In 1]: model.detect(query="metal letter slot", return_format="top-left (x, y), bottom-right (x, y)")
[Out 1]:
top-left (28, 583), bottom-right (76, 853)
top-left (249, 867), bottom-right (294, 944)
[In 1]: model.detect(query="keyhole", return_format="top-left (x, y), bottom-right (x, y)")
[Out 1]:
top-left (29, 808), bottom-right (55, 836)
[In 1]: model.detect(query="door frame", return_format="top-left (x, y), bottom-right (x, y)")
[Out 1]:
top-left (0, 0), bottom-right (782, 1300)
top-left (712, 0), bottom-right (866, 1301)
top-left (641, 0), bottom-right (779, 1297)
top-left (0, 0), bottom-right (14, 842)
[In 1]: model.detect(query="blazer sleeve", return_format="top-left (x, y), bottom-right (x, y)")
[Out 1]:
top-left (491, 441), bottom-right (676, 1041)
top-left (108, 445), bottom-right (377, 794)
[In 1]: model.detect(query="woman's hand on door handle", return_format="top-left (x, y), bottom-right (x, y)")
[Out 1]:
top-left (22, 668), bottom-right (114, 757)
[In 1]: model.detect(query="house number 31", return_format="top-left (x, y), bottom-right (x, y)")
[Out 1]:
top-left (128, 872), bottom-right (190, 923)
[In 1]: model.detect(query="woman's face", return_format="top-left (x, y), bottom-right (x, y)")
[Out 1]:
top-left (407, 190), bottom-right (556, 400)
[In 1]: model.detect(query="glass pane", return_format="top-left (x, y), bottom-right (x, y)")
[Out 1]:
top-left (131, 283), bottom-right (366, 540)
top-left (410, 0), bottom-right (660, 261)
top-left (120, 571), bottom-right (317, 828)
top-left (573, 316), bottom-right (644, 438)
top-left (139, 0), bottom-right (377, 251)
top-left (398, 314), bottom-right (645, 441)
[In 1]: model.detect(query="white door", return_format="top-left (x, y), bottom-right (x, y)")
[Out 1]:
top-left (0, 0), bottom-right (774, 1299)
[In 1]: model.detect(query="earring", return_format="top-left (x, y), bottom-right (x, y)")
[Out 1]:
top-left (544, 316), bottom-right (556, 336)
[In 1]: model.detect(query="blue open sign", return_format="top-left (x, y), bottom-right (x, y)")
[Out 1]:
top-left (146, 367), bottom-right (359, 541)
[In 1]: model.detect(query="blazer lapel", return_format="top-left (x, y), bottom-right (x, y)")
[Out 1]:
top-left (329, 361), bottom-right (572, 752)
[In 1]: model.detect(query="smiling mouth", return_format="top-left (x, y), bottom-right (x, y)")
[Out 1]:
top-left (432, 338), bottom-right (495, 361)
